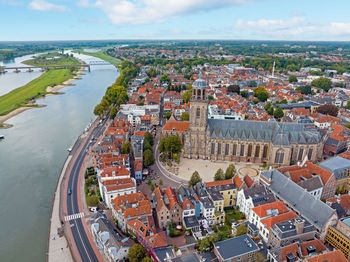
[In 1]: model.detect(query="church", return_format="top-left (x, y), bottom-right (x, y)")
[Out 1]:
top-left (163, 78), bottom-right (323, 166)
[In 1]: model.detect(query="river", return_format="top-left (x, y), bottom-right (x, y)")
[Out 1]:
top-left (0, 52), bottom-right (119, 261)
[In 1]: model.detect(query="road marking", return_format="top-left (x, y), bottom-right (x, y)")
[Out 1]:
top-left (65, 212), bottom-right (85, 221)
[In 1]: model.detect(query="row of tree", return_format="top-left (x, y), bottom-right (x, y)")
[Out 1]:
top-left (94, 61), bottom-right (138, 117)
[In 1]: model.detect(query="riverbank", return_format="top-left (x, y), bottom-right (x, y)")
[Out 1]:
top-left (77, 50), bottom-right (121, 66)
top-left (0, 67), bottom-right (84, 128)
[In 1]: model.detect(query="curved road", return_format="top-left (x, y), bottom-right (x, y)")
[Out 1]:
top-left (65, 117), bottom-right (108, 262)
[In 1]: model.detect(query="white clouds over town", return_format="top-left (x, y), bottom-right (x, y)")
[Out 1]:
top-left (29, 0), bottom-right (70, 12)
top-left (92, 0), bottom-right (266, 25)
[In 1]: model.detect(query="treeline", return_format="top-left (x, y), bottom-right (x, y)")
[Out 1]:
top-left (240, 56), bottom-right (350, 74)
top-left (93, 60), bottom-right (139, 117)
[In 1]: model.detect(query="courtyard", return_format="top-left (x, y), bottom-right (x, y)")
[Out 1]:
top-left (171, 157), bottom-right (261, 182)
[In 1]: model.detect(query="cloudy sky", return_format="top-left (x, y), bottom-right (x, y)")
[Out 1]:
top-left (1, 0), bottom-right (350, 41)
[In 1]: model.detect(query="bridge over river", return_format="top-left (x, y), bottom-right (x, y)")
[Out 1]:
top-left (0, 60), bottom-right (110, 74)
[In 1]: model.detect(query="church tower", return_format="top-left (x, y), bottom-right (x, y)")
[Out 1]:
top-left (183, 78), bottom-right (209, 159)
top-left (189, 78), bottom-right (208, 132)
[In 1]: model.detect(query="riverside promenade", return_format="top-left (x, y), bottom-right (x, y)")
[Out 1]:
top-left (47, 155), bottom-right (73, 262)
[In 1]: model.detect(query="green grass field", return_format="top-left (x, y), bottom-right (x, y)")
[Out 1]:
top-left (78, 50), bottom-right (121, 66)
top-left (23, 52), bottom-right (79, 66)
top-left (0, 69), bottom-right (75, 116)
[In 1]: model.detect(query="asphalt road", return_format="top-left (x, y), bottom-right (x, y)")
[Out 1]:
top-left (66, 117), bottom-right (108, 262)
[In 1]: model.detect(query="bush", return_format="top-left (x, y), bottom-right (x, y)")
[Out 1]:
top-left (86, 195), bottom-right (99, 206)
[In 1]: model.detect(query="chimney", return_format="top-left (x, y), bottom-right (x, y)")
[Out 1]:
top-left (294, 218), bottom-right (305, 235)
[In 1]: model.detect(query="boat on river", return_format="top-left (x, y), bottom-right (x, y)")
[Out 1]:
top-left (0, 135), bottom-right (4, 140)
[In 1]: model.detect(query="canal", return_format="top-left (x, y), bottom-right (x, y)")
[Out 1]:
top-left (0, 52), bottom-right (119, 261)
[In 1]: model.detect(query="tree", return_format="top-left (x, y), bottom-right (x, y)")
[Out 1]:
top-left (345, 100), bottom-right (350, 110)
top-left (143, 141), bottom-right (152, 152)
top-left (159, 179), bottom-right (163, 186)
top-left (240, 90), bottom-right (248, 98)
top-left (158, 136), bottom-right (182, 159)
top-left (208, 95), bottom-right (214, 101)
top-left (311, 77), bottom-right (332, 92)
top-left (227, 85), bottom-right (240, 94)
top-left (121, 141), bottom-right (130, 154)
top-left (160, 74), bottom-right (170, 83)
top-left (253, 86), bottom-right (269, 102)
top-left (214, 168), bottom-right (225, 181)
top-left (225, 164), bottom-right (236, 179)
top-left (86, 195), bottom-right (99, 206)
top-left (141, 257), bottom-right (153, 262)
top-left (183, 89), bottom-right (192, 103)
top-left (189, 171), bottom-right (202, 186)
top-left (289, 75), bottom-right (298, 83)
top-left (128, 244), bottom-right (147, 262)
top-left (180, 112), bottom-right (189, 121)
top-left (316, 104), bottom-right (339, 117)
top-left (236, 223), bottom-right (248, 236)
top-left (144, 132), bottom-right (154, 146)
top-left (165, 112), bottom-right (171, 120)
top-left (296, 85), bottom-right (312, 95)
top-left (345, 123), bottom-right (350, 129)
top-left (273, 107), bottom-right (284, 119)
top-left (143, 149), bottom-right (154, 167)
top-left (109, 106), bottom-right (118, 119)
top-left (267, 107), bottom-right (274, 115)
top-left (264, 102), bottom-right (272, 111)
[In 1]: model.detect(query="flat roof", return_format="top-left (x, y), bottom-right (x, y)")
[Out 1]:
top-left (319, 156), bottom-right (350, 172)
top-left (341, 217), bottom-right (350, 227)
top-left (214, 234), bottom-right (259, 260)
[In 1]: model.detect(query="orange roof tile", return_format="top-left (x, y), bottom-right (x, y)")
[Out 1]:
top-left (300, 239), bottom-right (326, 256)
top-left (233, 175), bottom-right (243, 189)
top-left (261, 211), bottom-right (298, 230)
top-left (162, 120), bottom-right (189, 132)
top-left (252, 201), bottom-right (288, 218)
top-left (306, 250), bottom-right (347, 262)
top-left (280, 243), bottom-right (300, 262)
top-left (205, 179), bottom-right (234, 188)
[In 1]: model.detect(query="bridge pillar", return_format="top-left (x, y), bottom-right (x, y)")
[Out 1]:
top-left (88, 65), bottom-right (91, 72)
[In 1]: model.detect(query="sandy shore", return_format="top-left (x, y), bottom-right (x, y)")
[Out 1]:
top-left (0, 68), bottom-right (85, 128)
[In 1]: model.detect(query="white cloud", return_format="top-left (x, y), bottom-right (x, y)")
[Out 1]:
top-left (87, 0), bottom-right (266, 25)
top-left (234, 17), bottom-right (350, 39)
top-left (29, 0), bottom-right (70, 12)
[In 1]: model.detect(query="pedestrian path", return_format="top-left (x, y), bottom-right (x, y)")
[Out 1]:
top-left (65, 212), bottom-right (84, 222)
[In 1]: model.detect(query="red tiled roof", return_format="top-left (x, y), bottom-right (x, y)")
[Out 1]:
top-left (300, 239), bottom-right (326, 256)
top-left (261, 211), bottom-right (298, 230)
top-left (306, 250), bottom-right (347, 262)
top-left (233, 175), bottom-right (243, 189)
top-left (252, 201), bottom-right (288, 218)
top-left (162, 120), bottom-right (189, 132)
top-left (205, 179), bottom-right (233, 188)
top-left (280, 243), bottom-right (300, 262)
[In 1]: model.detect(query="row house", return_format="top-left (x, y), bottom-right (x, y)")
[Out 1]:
top-left (90, 213), bottom-right (131, 262)
top-left (111, 192), bottom-right (152, 232)
top-left (236, 185), bottom-right (276, 218)
top-left (127, 219), bottom-right (167, 261)
top-left (153, 187), bottom-right (182, 229)
top-left (268, 217), bottom-right (317, 248)
top-left (99, 177), bottom-right (136, 208)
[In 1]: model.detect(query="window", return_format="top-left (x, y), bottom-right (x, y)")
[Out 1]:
top-left (308, 148), bottom-right (313, 160)
top-left (218, 143), bottom-right (221, 155)
top-left (233, 144), bottom-right (237, 156)
top-left (263, 145), bottom-right (268, 158)
top-left (247, 144), bottom-right (252, 157)
top-left (275, 149), bottom-right (285, 164)
top-left (196, 108), bottom-right (200, 118)
top-left (225, 143), bottom-right (229, 156)
top-left (298, 147), bottom-right (304, 161)
top-left (255, 145), bottom-right (260, 158)
top-left (240, 144), bottom-right (245, 157)
top-left (211, 143), bottom-right (215, 154)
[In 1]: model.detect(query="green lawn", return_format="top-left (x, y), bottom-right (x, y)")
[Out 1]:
top-left (23, 52), bottom-right (80, 66)
top-left (77, 50), bottom-right (121, 66)
top-left (0, 69), bottom-right (75, 116)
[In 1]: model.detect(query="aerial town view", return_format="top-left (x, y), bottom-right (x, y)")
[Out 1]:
top-left (2, 1), bottom-right (350, 262)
